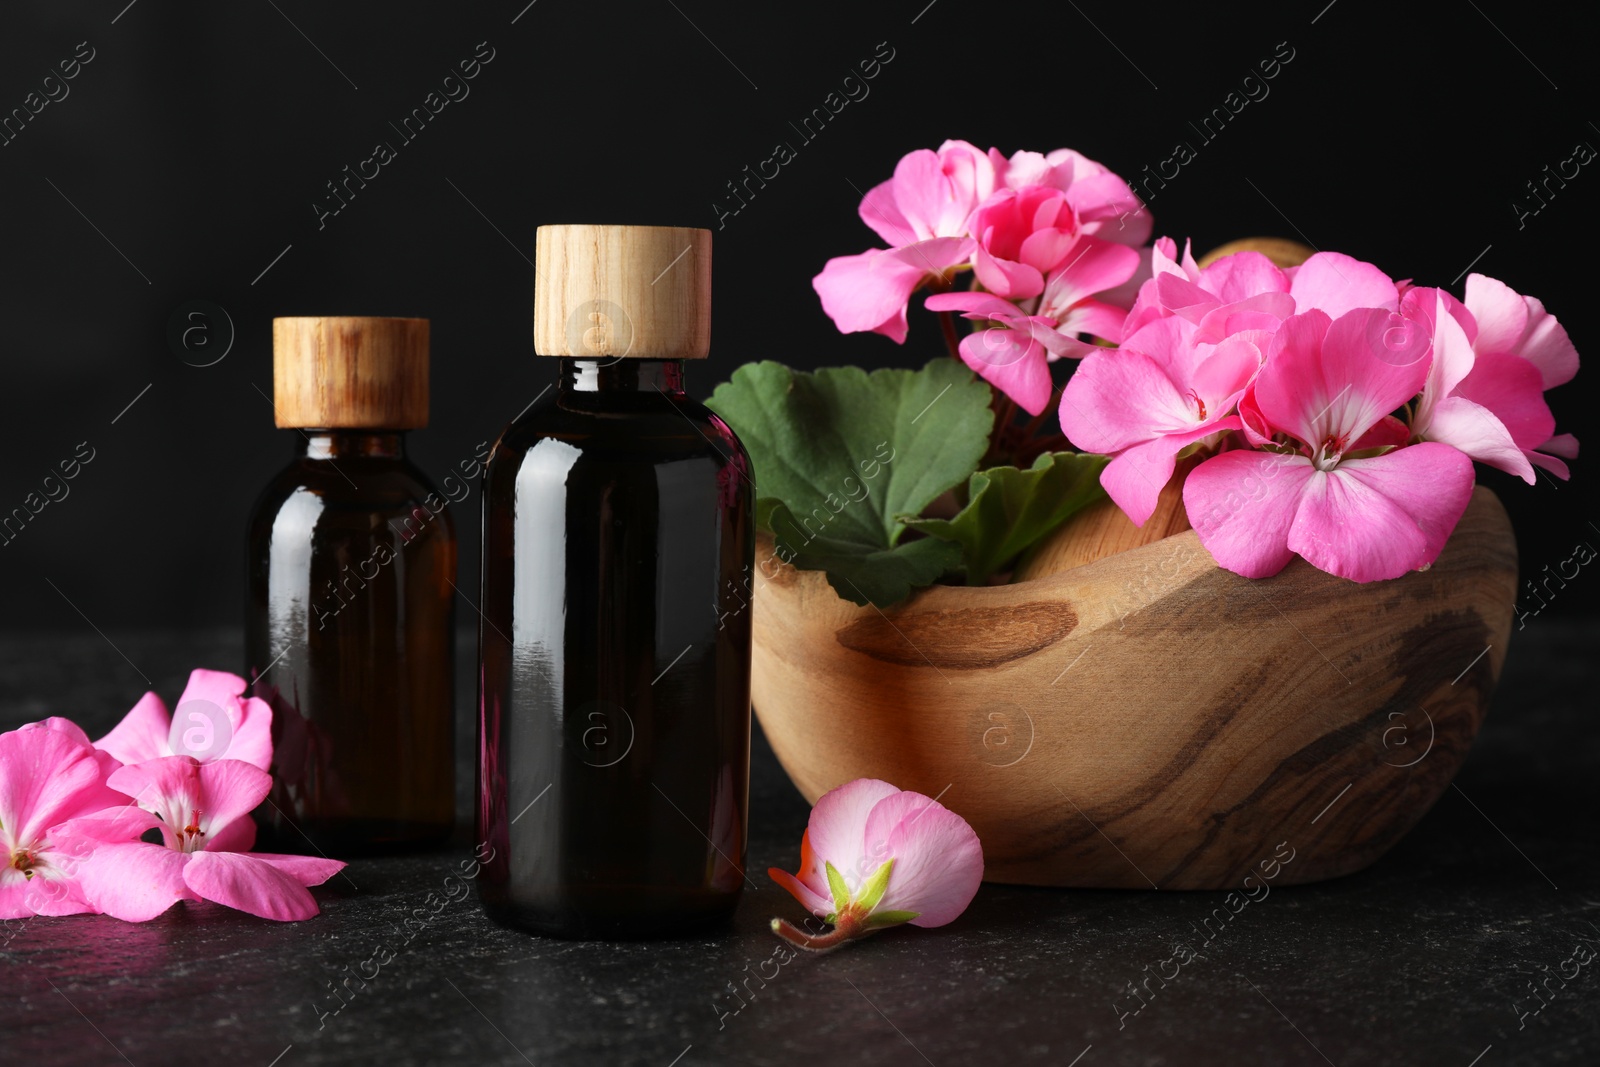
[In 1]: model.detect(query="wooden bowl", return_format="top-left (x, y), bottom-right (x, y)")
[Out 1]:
top-left (751, 487), bottom-right (1517, 889)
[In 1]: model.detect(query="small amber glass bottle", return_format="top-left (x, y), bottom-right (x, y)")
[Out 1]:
top-left (477, 225), bottom-right (753, 938)
top-left (247, 316), bottom-right (456, 855)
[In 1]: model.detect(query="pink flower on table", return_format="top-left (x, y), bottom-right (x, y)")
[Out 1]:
top-left (63, 755), bottom-right (344, 922)
top-left (1060, 316), bottom-right (1262, 525)
top-left (0, 719), bottom-right (124, 918)
top-left (96, 668), bottom-right (273, 771)
top-left (927, 235), bottom-right (1138, 415)
top-left (1403, 275), bottom-right (1579, 480)
top-left (1183, 308), bottom-right (1476, 582)
top-left (814, 140), bottom-right (994, 342)
top-left (769, 778), bottom-right (982, 952)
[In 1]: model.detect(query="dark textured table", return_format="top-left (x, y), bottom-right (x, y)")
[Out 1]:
top-left (3, 622), bottom-right (1597, 1067)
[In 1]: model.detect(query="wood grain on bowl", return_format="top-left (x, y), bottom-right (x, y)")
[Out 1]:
top-left (751, 487), bottom-right (1517, 889)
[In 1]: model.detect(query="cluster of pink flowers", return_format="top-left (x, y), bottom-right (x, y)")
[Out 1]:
top-left (815, 141), bottom-right (1580, 583)
top-left (0, 670), bottom-right (343, 922)
top-left (814, 139), bottom-right (1148, 416)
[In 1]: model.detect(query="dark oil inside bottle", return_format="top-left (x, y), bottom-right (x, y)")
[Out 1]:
top-left (246, 431), bottom-right (456, 854)
top-left (477, 359), bottom-right (753, 939)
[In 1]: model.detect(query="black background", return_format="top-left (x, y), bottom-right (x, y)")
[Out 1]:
top-left (1, 0), bottom-right (1595, 635)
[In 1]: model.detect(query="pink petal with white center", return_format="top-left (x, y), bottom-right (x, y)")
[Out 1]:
top-left (77, 841), bottom-right (196, 922)
top-left (1287, 252), bottom-right (1399, 318)
top-left (182, 850), bottom-right (324, 921)
top-left (0, 725), bottom-right (117, 848)
top-left (1184, 450), bottom-right (1315, 578)
top-left (1287, 443), bottom-right (1475, 581)
top-left (861, 790), bottom-right (983, 928)
top-left (1254, 310), bottom-right (1428, 448)
top-left (108, 756), bottom-right (272, 842)
top-left (802, 778), bottom-right (900, 889)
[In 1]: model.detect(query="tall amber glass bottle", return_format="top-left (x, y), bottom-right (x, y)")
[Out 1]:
top-left (247, 316), bottom-right (456, 854)
top-left (477, 225), bottom-right (753, 938)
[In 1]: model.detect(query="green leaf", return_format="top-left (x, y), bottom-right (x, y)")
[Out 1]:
top-left (865, 909), bottom-right (920, 927)
top-left (824, 861), bottom-right (852, 915)
top-left (901, 451), bottom-right (1109, 584)
top-left (855, 858), bottom-right (895, 914)
top-left (763, 502), bottom-right (964, 608)
top-left (707, 359), bottom-right (994, 606)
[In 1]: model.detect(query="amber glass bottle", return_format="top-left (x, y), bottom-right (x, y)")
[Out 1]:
top-left (477, 225), bottom-right (753, 938)
top-left (246, 316), bottom-right (456, 855)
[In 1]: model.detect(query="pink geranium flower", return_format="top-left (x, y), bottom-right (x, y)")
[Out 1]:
top-left (769, 778), bottom-right (982, 952)
top-left (96, 669), bottom-right (273, 771)
top-left (814, 140), bottom-right (993, 341)
top-left (1403, 275), bottom-right (1579, 480)
top-left (63, 755), bottom-right (344, 922)
top-left (1183, 308), bottom-right (1476, 582)
top-left (1060, 316), bottom-right (1262, 525)
top-left (0, 720), bottom-right (123, 918)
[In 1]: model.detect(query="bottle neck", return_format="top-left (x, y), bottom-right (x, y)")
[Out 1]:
top-left (559, 359), bottom-right (685, 395)
top-left (296, 431), bottom-right (407, 459)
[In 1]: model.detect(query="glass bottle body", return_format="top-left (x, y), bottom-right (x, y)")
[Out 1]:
top-left (477, 359), bottom-right (753, 938)
top-left (245, 431), bottom-right (456, 854)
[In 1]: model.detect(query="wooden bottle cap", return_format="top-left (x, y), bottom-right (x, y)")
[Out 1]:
top-left (272, 317), bottom-right (430, 429)
top-left (534, 224), bottom-right (712, 359)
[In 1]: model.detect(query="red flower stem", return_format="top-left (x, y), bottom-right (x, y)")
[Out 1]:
top-left (937, 309), bottom-right (963, 363)
top-left (769, 914), bottom-right (882, 954)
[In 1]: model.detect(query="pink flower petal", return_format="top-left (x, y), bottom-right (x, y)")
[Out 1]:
top-left (957, 329), bottom-right (1054, 416)
top-left (1515, 293), bottom-right (1579, 388)
top-left (94, 691), bottom-right (172, 768)
top-left (1287, 444), bottom-right (1475, 581)
top-left (1059, 347), bottom-right (1192, 454)
top-left (0, 725), bottom-right (118, 847)
top-left (857, 176), bottom-right (917, 247)
top-left (814, 239), bottom-right (972, 342)
top-left (77, 842), bottom-right (196, 922)
top-left (861, 790), bottom-right (983, 928)
top-left (182, 850), bottom-right (324, 921)
top-left (1184, 451), bottom-right (1315, 578)
top-left (1287, 252), bottom-right (1399, 318)
top-left (1255, 309), bottom-right (1428, 447)
top-left (1462, 273), bottom-right (1529, 359)
top-left (1102, 419), bottom-right (1241, 527)
top-left (244, 852), bottom-right (346, 887)
top-left (1425, 396), bottom-right (1535, 483)
top-left (804, 778), bottom-right (900, 891)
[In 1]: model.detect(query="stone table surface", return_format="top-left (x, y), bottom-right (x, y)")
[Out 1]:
top-left (2, 623), bottom-right (1597, 1067)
